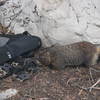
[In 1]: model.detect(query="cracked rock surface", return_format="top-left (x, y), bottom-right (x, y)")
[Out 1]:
top-left (0, 0), bottom-right (100, 46)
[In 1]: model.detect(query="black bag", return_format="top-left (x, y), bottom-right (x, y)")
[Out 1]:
top-left (0, 31), bottom-right (42, 64)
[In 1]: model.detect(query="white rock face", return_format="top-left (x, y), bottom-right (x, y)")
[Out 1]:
top-left (0, 0), bottom-right (100, 46)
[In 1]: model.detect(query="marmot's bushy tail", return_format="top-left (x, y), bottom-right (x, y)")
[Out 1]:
top-left (96, 47), bottom-right (100, 55)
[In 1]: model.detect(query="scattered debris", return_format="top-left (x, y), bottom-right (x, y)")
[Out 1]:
top-left (23, 58), bottom-right (40, 73)
top-left (89, 78), bottom-right (100, 92)
top-left (0, 57), bottom-right (41, 81)
top-left (0, 64), bottom-right (14, 78)
top-left (15, 72), bottom-right (30, 82)
top-left (0, 89), bottom-right (18, 100)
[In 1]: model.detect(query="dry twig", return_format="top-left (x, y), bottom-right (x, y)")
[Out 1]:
top-left (89, 79), bottom-right (100, 92)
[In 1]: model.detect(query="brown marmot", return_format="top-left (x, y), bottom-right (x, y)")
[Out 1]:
top-left (35, 41), bottom-right (100, 69)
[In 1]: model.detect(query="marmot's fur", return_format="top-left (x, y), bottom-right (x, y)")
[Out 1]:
top-left (35, 41), bottom-right (100, 69)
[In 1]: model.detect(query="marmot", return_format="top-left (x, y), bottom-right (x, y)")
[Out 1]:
top-left (35, 41), bottom-right (100, 69)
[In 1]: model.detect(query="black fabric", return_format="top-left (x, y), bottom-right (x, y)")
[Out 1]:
top-left (0, 31), bottom-right (42, 64)
top-left (0, 37), bottom-right (9, 47)
top-left (7, 35), bottom-right (41, 57)
top-left (0, 46), bottom-right (11, 63)
top-left (0, 31), bottom-right (30, 45)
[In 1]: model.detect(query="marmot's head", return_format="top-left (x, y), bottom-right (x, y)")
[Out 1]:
top-left (35, 49), bottom-right (51, 66)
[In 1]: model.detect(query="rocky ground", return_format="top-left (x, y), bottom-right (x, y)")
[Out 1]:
top-left (0, 24), bottom-right (100, 100)
top-left (0, 63), bottom-right (100, 100)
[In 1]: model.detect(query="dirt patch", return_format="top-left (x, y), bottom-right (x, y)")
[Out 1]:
top-left (0, 64), bottom-right (100, 100)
